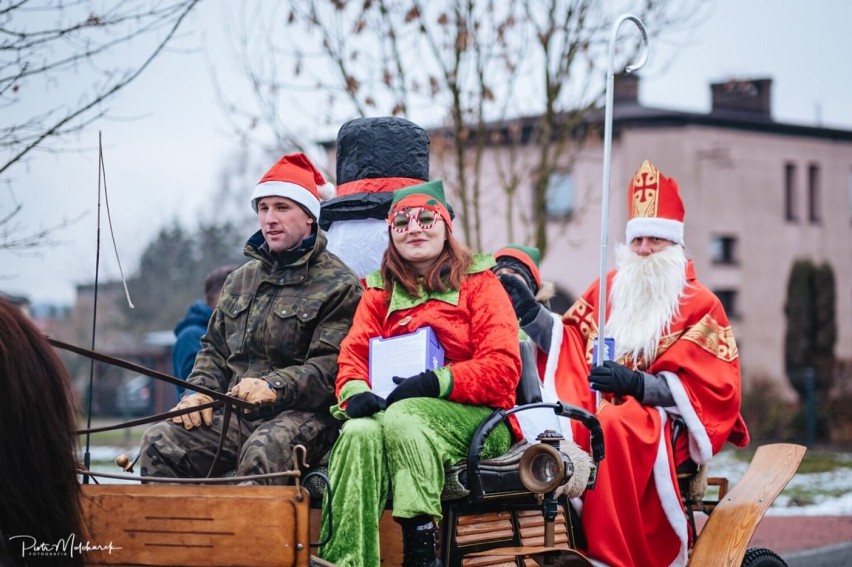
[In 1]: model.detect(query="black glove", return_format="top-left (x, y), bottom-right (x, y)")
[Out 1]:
top-left (345, 392), bottom-right (387, 418)
top-left (588, 360), bottom-right (645, 401)
top-left (386, 370), bottom-right (440, 406)
top-left (498, 273), bottom-right (540, 326)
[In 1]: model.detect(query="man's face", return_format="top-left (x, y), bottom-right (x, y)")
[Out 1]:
top-left (257, 196), bottom-right (314, 253)
top-left (629, 236), bottom-right (674, 257)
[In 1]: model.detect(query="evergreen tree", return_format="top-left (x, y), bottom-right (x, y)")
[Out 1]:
top-left (783, 259), bottom-right (838, 442)
top-left (128, 219), bottom-right (245, 332)
top-left (194, 221), bottom-right (246, 284)
top-left (812, 262), bottom-right (837, 391)
top-left (784, 259), bottom-right (814, 372)
top-left (131, 221), bottom-right (199, 331)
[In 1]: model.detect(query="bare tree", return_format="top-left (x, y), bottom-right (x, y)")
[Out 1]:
top-left (486, 0), bottom-right (705, 256)
top-left (223, 0), bottom-right (525, 250)
top-left (221, 0), bottom-right (705, 255)
top-left (0, 0), bottom-right (200, 250)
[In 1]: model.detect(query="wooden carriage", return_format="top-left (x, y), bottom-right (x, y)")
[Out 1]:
top-left (78, 398), bottom-right (804, 567)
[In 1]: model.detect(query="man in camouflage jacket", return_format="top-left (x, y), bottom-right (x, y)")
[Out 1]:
top-left (140, 153), bottom-right (362, 483)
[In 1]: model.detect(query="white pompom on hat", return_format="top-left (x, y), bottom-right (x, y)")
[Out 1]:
top-left (251, 152), bottom-right (336, 219)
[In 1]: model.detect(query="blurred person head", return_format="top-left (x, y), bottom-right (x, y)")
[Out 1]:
top-left (493, 244), bottom-right (551, 299)
top-left (203, 264), bottom-right (238, 308)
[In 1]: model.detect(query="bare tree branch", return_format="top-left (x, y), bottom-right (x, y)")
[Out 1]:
top-left (0, 187), bottom-right (85, 250)
top-left (0, 0), bottom-right (202, 251)
top-left (220, 0), bottom-right (705, 254)
top-left (0, 0), bottom-right (201, 177)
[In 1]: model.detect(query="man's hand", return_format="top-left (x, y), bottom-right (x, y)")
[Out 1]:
top-left (588, 361), bottom-right (645, 401)
top-left (227, 377), bottom-right (277, 405)
top-left (171, 393), bottom-right (214, 430)
top-left (345, 392), bottom-right (387, 418)
top-left (386, 370), bottom-right (440, 406)
top-left (498, 273), bottom-right (540, 326)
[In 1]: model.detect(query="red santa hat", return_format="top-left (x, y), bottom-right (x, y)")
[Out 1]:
top-left (251, 153), bottom-right (336, 219)
top-left (625, 160), bottom-right (685, 245)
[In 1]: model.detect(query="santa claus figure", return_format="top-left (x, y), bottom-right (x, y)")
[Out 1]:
top-left (320, 116), bottom-right (431, 278)
top-left (556, 160), bottom-right (750, 567)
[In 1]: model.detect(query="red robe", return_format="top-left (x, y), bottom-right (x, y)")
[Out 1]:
top-left (556, 261), bottom-right (749, 567)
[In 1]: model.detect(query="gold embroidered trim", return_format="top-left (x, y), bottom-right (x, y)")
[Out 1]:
top-left (681, 314), bottom-right (739, 362)
top-left (564, 298), bottom-right (597, 340)
top-left (565, 298), bottom-right (598, 364)
top-left (631, 160), bottom-right (660, 219)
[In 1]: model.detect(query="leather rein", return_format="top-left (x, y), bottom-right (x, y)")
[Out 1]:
top-left (49, 337), bottom-right (259, 478)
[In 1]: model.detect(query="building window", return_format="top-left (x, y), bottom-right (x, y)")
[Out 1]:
top-left (784, 162), bottom-right (797, 222)
top-left (808, 163), bottom-right (821, 223)
top-left (710, 235), bottom-right (738, 265)
top-left (545, 172), bottom-right (574, 219)
top-left (714, 289), bottom-right (739, 320)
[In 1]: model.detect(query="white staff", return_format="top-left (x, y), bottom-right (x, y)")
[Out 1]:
top-left (595, 15), bottom-right (649, 402)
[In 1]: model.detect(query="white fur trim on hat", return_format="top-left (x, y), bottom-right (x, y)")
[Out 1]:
top-left (251, 181), bottom-right (321, 219)
top-left (625, 217), bottom-right (684, 245)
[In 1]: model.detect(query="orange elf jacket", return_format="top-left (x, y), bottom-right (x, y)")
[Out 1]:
top-left (334, 254), bottom-right (524, 441)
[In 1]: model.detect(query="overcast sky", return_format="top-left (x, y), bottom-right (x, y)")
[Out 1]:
top-left (2, 0), bottom-right (851, 306)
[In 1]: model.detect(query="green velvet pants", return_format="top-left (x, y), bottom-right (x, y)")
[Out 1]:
top-left (319, 397), bottom-right (511, 567)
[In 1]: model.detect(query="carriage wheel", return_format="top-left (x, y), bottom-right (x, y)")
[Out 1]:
top-left (741, 547), bottom-right (787, 566)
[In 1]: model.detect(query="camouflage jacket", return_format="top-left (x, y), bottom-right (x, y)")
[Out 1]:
top-left (186, 229), bottom-right (363, 413)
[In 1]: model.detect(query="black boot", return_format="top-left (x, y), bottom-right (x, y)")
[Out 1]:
top-left (396, 515), bottom-right (443, 567)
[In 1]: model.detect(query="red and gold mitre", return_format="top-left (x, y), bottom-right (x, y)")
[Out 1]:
top-left (625, 160), bottom-right (685, 245)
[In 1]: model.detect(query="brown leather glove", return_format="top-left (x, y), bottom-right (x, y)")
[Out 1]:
top-left (227, 377), bottom-right (277, 405)
top-left (171, 393), bottom-right (214, 430)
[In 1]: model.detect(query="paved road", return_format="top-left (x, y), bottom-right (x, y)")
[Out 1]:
top-left (696, 514), bottom-right (852, 565)
top-left (783, 542), bottom-right (852, 566)
top-left (748, 515), bottom-right (852, 556)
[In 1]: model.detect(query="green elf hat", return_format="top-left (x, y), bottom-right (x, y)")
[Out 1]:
top-left (389, 179), bottom-right (452, 230)
top-left (494, 244), bottom-right (542, 290)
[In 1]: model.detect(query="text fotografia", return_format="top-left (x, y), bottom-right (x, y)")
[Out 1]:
top-left (8, 533), bottom-right (122, 559)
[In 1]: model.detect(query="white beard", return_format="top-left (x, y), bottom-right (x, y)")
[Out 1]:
top-left (606, 243), bottom-right (688, 365)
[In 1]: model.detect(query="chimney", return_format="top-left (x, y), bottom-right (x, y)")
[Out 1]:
top-left (614, 73), bottom-right (640, 104)
top-left (710, 78), bottom-right (772, 116)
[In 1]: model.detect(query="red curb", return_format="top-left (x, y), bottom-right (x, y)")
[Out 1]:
top-left (697, 515), bottom-right (852, 554)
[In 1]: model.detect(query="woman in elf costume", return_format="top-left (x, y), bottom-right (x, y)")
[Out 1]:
top-left (319, 180), bottom-right (522, 567)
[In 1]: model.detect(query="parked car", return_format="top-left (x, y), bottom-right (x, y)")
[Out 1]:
top-left (115, 374), bottom-right (154, 417)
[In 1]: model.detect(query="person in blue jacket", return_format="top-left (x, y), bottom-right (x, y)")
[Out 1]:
top-left (172, 264), bottom-right (236, 398)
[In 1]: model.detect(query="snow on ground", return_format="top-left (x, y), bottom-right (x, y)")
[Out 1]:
top-left (80, 446), bottom-right (139, 485)
top-left (708, 449), bottom-right (852, 516)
